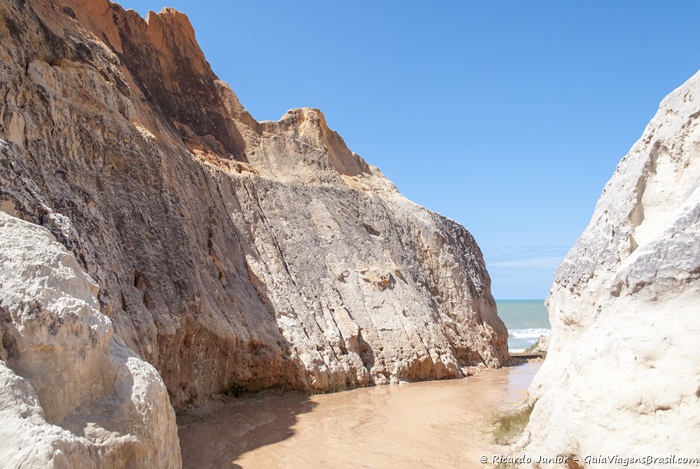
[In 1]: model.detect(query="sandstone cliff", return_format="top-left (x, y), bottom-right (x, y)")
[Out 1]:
top-left (520, 72), bottom-right (700, 466)
top-left (0, 212), bottom-right (181, 468)
top-left (0, 0), bottom-right (508, 413)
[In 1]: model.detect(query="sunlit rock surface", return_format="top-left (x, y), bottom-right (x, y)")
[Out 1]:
top-left (0, 0), bottom-right (508, 412)
top-left (0, 212), bottom-right (181, 468)
top-left (520, 71), bottom-right (700, 467)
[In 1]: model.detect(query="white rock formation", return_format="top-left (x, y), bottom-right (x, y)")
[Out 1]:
top-left (520, 72), bottom-right (700, 466)
top-left (0, 212), bottom-right (181, 468)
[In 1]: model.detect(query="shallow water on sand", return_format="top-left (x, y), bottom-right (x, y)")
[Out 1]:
top-left (179, 361), bottom-right (541, 469)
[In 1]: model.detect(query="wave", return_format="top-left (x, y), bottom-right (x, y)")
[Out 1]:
top-left (509, 328), bottom-right (551, 339)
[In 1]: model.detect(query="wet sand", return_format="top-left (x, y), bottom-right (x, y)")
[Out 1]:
top-left (179, 361), bottom-right (541, 469)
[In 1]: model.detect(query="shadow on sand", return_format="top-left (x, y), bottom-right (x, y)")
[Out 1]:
top-left (178, 392), bottom-right (317, 468)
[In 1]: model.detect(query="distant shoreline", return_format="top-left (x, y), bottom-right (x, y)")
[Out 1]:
top-left (496, 299), bottom-right (551, 353)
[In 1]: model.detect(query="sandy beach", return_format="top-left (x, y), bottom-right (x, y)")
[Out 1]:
top-left (178, 361), bottom-right (541, 468)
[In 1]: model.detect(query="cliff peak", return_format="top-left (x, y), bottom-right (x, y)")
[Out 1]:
top-left (144, 7), bottom-right (203, 69)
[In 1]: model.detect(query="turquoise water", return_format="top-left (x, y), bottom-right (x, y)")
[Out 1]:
top-left (496, 300), bottom-right (551, 352)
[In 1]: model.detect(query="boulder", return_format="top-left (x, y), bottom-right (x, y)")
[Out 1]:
top-left (0, 212), bottom-right (180, 468)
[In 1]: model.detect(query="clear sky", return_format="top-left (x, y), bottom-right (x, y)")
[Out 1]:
top-left (117, 1), bottom-right (700, 299)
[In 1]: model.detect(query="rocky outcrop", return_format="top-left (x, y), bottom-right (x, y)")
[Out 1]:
top-left (0, 0), bottom-right (508, 410)
top-left (520, 72), bottom-right (700, 466)
top-left (0, 212), bottom-right (180, 468)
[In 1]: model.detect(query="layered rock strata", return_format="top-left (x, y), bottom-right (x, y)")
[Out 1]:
top-left (0, 212), bottom-right (181, 468)
top-left (0, 0), bottom-right (508, 410)
top-left (520, 72), bottom-right (700, 466)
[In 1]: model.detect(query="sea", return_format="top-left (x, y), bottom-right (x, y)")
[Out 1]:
top-left (496, 299), bottom-right (551, 353)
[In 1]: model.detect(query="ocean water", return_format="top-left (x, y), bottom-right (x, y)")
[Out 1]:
top-left (496, 300), bottom-right (551, 353)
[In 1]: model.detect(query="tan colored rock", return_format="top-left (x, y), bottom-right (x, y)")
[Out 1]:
top-left (519, 72), bottom-right (700, 466)
top-left (0, 0), bottom-right (508, 412)
top-left (0, 212), bottom-right (180, 468)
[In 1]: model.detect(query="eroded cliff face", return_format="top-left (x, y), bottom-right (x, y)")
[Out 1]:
top-left (0, 0), bottom-right (508, 410)
top-left (0, 212), bottom-right (181, 468)
top-left (520, 72), bottom-right (700, 466)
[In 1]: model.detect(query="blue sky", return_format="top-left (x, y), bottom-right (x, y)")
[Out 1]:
top-left (117, 1), bottom-right (700, 299)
